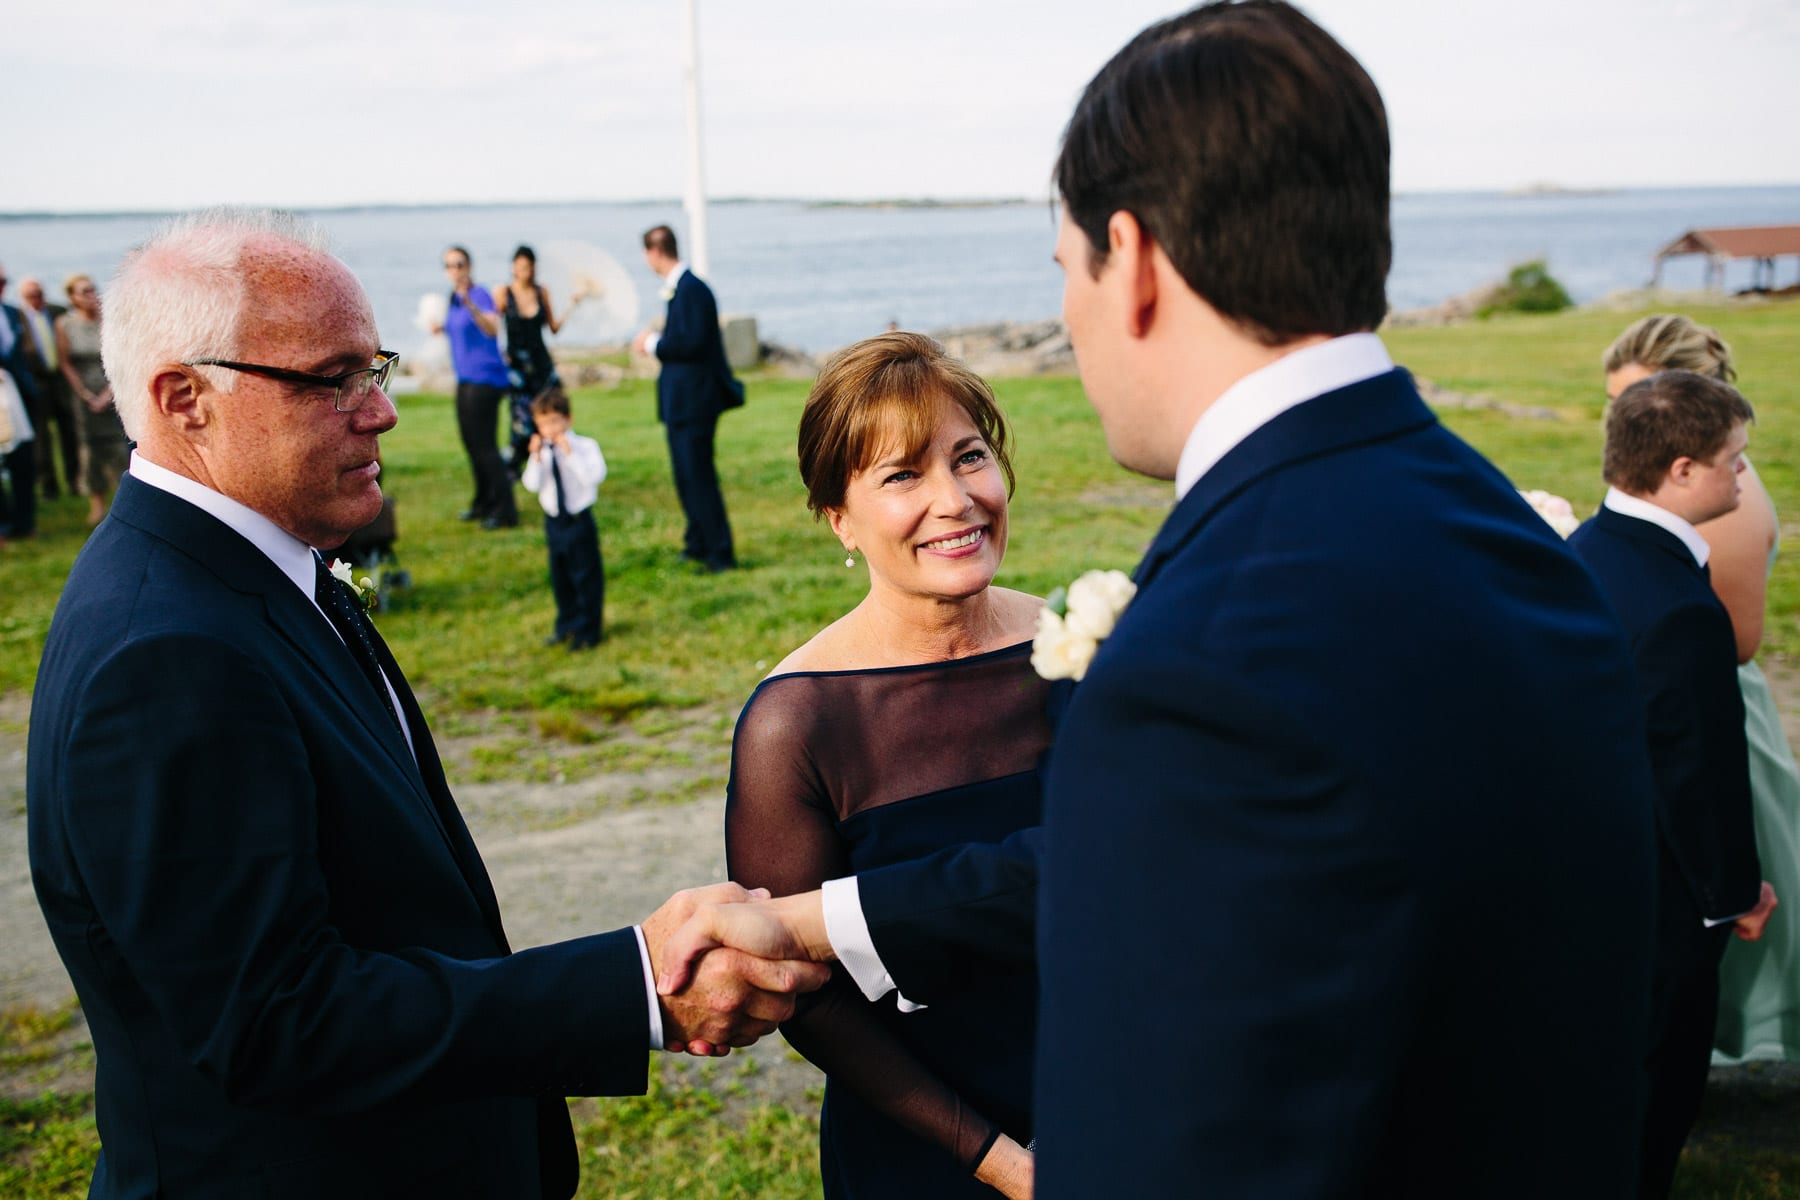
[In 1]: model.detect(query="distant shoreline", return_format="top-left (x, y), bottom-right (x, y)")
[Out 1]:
top-left (5, 182), bottom-right (1798, 222)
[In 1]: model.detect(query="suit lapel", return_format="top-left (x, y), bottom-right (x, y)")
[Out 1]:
top-left (1134, 369), bottom-right (1437, 591)
top-left (363, 624), bottom-right (511, 947)
top-left (108, 478), bottom-right (483, 894)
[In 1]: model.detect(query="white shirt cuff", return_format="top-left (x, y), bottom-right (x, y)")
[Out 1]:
top-left (821, 876), bottom-right (925, 1012)
top-left (643, 332), bottom-right (661, 357)
top-left (634, 925), bottom-right (665, 1050)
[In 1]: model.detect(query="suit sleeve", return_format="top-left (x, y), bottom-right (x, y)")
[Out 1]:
top-left (853, 826), bottom-right (1041, 1005)
top-left (1633, 600), bottom-right (1759, 914)
top-left (59, 633), bottom-right (650, 1114)
top-left (652, 279), bottom-right (719, 364)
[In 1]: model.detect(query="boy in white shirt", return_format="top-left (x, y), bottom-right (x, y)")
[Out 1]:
top-left (521, 386), bottom-right (607, 650)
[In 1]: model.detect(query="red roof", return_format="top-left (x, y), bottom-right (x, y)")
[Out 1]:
top-left (1656, 225), bottom-right (1800, 260)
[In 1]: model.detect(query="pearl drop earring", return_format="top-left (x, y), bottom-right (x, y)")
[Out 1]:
top-left (845, 550), bottom-right (857, 568)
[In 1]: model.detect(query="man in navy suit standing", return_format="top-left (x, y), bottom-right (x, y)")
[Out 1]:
top-left (1568, 369), bottom-right (1773, 1198)
top-left (661, 3), bottom-right (1660, 1195)
top-left (634, 225), bottom-right (742, 572)
top-left (26, 208), bottom-right (824, 1199)
top-left (0, 262), bottom-right (40, 539)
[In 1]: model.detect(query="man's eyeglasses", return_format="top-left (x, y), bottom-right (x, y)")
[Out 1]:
top-left (443, 259), bottom-right (468, 270)
top-left (184, 351), bottom-right (399, 412)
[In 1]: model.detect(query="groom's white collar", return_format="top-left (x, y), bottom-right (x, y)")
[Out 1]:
top-left (1174, 332), bottom-right (1393, 500)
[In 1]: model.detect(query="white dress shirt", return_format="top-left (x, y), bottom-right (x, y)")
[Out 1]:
top-left (130, 453), bottom-right (667, 1046)
top-left (519, 431), bottom-right (607, 517)
top-left (640, 263), bottom-right (688, 359)
top-left (823, 332), bottom-right (1398, 1007)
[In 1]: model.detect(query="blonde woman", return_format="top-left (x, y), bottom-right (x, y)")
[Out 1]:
top-left (56, 274), bottom-right (129, 524)
top-left (1605, 314), bottom-right (1800, 1062)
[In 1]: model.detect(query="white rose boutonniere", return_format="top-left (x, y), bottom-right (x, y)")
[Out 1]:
top-left (329, 558), bottom-right (379, 613)
top-left (1032, 569), bottom-right (1136, 682)
top-left (1519, 489), bottom-right (1579, 538)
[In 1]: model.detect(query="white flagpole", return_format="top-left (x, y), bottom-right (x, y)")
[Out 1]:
top-left (681, 0), bottom-right (710, 278)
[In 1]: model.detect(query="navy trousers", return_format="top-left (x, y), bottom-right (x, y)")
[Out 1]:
top-left (1, 440), bottom-right (36, 537)
top-left (545, 508), bottom-right (604, 644)
top-left (665, 416), bottom-right (734, 569)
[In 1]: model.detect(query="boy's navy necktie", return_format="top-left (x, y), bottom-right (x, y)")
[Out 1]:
top-left (312, 552), bottom-right (402, 733)
top-left (550, 448), bottom-right (568, 516)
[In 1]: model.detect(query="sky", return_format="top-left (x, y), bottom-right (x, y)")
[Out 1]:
top-left (2, 0), bottom-right (1795, 213)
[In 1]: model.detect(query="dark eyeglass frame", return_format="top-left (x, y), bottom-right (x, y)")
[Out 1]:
top-left (183, 351), bottom-right (399, 412)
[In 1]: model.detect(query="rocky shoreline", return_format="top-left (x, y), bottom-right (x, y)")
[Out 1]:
top-left (395, 283), bottom-right (1784, 391)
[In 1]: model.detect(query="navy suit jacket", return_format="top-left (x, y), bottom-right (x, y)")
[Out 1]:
top-left (28, 476), bottom-right (650, 1199)
top-left (860, 370), bottom-right (1658, 1197)
top-left (1, 302), bottom-right (41, 406)
top-left (654, 270), bottom-right (743, 426)
top-left (1569, 504), bottom-right (1759, 933)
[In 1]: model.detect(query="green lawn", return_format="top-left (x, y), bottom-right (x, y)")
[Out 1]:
top-left (4, 298), bottom-right (1799, 1196)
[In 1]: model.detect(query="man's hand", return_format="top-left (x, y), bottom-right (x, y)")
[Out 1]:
top-left (655, 890), bottom-right (834, 997)
top-left (1735, 881), bottom-right (1778, 941)
top-left (641, 884), bottom-right (830, 1056)
top-left (632, 329), bottom-right (653, 356)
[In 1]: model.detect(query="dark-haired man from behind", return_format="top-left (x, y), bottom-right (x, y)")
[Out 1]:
top-left (633, 225), bottom-right (742, 572)
top-left (1568, 369), bottom-right (1774, 1198)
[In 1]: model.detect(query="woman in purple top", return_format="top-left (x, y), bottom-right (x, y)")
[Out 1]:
top-left (431, 246), bottom-right (519, 529)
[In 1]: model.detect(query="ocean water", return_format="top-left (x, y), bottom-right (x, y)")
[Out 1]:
top-left (1, 185), bottom-right (1795, 358)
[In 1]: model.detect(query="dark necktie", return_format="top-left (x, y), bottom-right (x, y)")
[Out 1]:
top-left (550, 448), bottom-right (568, 517)
top-left (313, 552), bottom-right (403, 733)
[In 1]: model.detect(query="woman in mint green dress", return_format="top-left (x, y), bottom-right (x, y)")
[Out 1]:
top-left (1605, 315), bottom-right (1800, 1061)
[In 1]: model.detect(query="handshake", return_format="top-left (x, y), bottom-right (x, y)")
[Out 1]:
top-left (641, 883), bottom-right (835, 1056)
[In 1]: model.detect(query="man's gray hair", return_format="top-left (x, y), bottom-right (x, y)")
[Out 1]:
top-left (102, 207), bottom-right (333, 440)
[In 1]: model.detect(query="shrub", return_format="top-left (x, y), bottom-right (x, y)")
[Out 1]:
top-left (1479, 260), bottom-right (1574, 316)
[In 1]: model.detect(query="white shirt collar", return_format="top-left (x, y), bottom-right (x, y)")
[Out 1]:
top-left (128, 452), bottom-right (322, 598)
top-left (1174, 333), bottom-right (1394, 500)
top-left (1602, 486), bottom-right (1711, 568)
top-left (664, 262), bottom-right (689, 286)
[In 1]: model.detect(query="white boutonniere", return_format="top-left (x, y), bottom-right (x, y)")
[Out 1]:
top-left (1519, 489), bottom-right (1579, 538)
top-left (1032, 569), bottom-right (1137, 681)
top-left (329, 558), bottom-right (379, 613)
top-left (659, 283), bottom-right (676, 301)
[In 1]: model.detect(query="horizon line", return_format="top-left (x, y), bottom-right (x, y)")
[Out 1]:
top-left (4, 180), bottom-right (1799, 221)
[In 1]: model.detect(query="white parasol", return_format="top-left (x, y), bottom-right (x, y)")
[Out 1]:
top-left (530, 241), bottom-right (641, 347)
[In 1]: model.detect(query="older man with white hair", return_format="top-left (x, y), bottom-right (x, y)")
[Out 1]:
top-left (26, 208), bottom-right (825, 1200)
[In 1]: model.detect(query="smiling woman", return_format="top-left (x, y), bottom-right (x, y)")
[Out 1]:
top-left (720, 333), bottom-right (1044, 1200)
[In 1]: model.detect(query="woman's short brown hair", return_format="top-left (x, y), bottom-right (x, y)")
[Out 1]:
top-left (798, 332), bottom-right (1014, 516)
